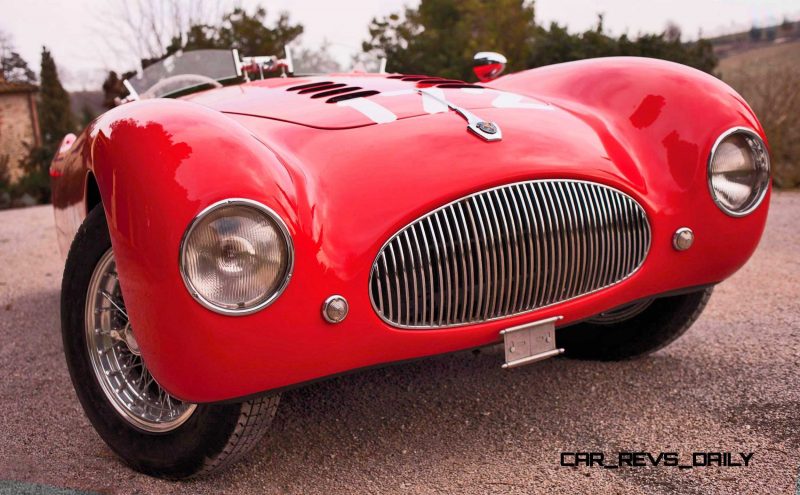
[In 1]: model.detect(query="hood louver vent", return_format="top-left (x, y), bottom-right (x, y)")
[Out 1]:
top-left (434, 82), bottom-right (482, 89)
top-left (310, 86), bottom-right (362, 99)
top-left (285, 74), bottom-right (481, 106)
top-left (287, 81), bottom-right (380, 104)
top-left (287, 81), bottom-right (335, 91)
top-left (326, 90), bottom-right (380, 103)
top-left (298, 83), bottom-right (346, 94)
top-left (387, 75), bottom-right (482, 89)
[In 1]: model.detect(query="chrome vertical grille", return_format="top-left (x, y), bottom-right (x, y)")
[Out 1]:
top-left (369, 180), bottom-right (651, 329)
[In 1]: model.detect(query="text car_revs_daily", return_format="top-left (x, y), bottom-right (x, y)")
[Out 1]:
top-left (560, 452), bottom-right (754, 469)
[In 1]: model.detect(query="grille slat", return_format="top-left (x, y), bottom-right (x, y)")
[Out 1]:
top-left (526, 184), bottom-right (544, 309)
top-left (455, 204), bottom-right (473, 322)
top-left (433, 213), bottom-right (452, 325)
top-left (494, 190), bottom-right (512, 317)
top-left (370, 179), bottom-right (649, 329)
top-left (579, 183), bottom-right (596, 296)
top-left (507, 187), bottom-right (526, 313)
top-left (561, 183), bottom-right (578, 300)
top-left (481, 195), bottom-right (500, 319)
top-left (517, 184), bottom-right (536, 310)
top-left (403, 232), bottom-right (418, 327)
top-left (596, 187), bottom-right (607, 288)
top-left (571, 183), bottom-right (588, 297)
top-left (542, 183), bottom-right (561, 306)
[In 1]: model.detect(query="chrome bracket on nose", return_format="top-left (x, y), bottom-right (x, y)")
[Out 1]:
top-left (417, 88), bottom-right (502, 142)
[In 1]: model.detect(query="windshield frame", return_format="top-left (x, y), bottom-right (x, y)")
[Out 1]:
top-left (122, 47), bottom-right (389, 101)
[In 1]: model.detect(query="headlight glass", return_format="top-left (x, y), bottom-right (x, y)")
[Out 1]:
top-left (180, 199), bottom-right (293, 314)
top-left (708, 128), bottom-right (770, 216)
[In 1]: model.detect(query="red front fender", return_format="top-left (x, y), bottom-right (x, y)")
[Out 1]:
top-left (88, 100), bottom-right (303, 401)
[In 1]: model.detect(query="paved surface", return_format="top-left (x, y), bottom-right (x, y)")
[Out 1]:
top-left (0, 194), bottom-right (798, 494)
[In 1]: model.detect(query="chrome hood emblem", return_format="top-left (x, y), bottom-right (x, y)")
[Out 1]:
top-left (475, 121), bottom-right (498, 135)
top-left (417, 88), bottom-right (502, 142)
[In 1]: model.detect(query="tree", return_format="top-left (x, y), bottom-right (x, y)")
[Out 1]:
top-left (363, 2), bottom-right (717, 79)
top-left (99, 2), bottom-right (303, 70)
top-left (189, 7), bottom-right (303, 57)
top-left (1, 52), bottom-right (36, 84)
top-left (664, 21), bottom-right (682, 43)
top-left (37, 48), bottom-right (75, 146)
top-left (525, 15), bottom-right (717, 75)
top-left (19, 47), bottom-right (76, 202)
top-left (362, 0), bottom-right (536, 81)
top-left (97, 0), bottom-right (224, 69)
top-left (98, 5), bottom-right (306, 107)
top-left (0, 32), bottom-right (36, 83)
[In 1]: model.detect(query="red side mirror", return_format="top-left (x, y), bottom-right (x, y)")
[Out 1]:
top-left (473, 52), bottom-right (507, 82)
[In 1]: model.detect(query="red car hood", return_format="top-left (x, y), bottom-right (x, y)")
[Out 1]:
top-left (183, 74), bottom-right (550, 129)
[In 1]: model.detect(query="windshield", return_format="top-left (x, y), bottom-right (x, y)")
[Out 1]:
top-left (126, 49), bottom-right (239, 99)
top-left (124, 47), bottom-right (387, 99)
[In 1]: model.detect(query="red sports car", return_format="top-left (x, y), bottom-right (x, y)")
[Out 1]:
top-left (50, 49), bottom-right (770, 478)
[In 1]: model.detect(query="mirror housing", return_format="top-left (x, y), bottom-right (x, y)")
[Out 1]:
top-left (473, 52), bottom-right (507, 82)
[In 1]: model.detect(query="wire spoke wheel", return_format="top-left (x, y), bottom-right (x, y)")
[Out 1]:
top-left (85, 249), bottom-right (196, 432)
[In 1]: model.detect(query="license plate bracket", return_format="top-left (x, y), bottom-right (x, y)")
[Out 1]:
top-left (500, 316), bottom-right (564, 369)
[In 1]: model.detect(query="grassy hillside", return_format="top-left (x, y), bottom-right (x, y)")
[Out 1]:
top-left (719, 40), bottom-right (800, 188)
top-left (718, 40), bottom-right (800, 74)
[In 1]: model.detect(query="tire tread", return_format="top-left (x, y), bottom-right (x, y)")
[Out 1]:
top-left (196, 395), bottom-right (280, 476)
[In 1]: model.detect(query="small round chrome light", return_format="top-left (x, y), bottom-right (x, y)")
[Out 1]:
top-left (673, 227), bottom-right (694, 251)
top-left (708, 127), bottom-right (770, 217)
top-left (322, 295), bottom-right (349, 324)
top-left (180, 199), bottom-right (293, 315)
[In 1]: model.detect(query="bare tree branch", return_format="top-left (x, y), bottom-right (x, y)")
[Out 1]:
top-left (91, 0), bottom-right (226, 71)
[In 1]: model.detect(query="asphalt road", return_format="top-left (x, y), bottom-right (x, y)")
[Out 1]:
top-left (0, 193), bottom-right (798, 494)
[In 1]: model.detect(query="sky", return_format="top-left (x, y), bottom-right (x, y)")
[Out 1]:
top-left (0, 0), bottom-right (798, 90)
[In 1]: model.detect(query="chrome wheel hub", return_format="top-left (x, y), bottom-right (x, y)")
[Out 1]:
top-left (85, 249), bottom-right (196, 432)
top-left (121, 323), bottom-right (141, 356)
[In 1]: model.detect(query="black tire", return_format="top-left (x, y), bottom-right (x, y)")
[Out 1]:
top-left (61, 205), bottom-right (279, 479)
top-left (556, 288), bottom-right (713, 361)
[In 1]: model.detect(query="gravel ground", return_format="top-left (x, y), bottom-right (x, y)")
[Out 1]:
top-left (0, 193), bottom-right (798, 494)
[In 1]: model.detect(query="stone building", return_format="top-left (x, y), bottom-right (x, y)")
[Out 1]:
top-left (0, 76), bottom-right (40, 183)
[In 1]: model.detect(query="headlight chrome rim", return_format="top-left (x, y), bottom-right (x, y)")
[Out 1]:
top-left (707, 126), bottom-right (770, 217)
top-left (179, 198), bottom-right (294, 316)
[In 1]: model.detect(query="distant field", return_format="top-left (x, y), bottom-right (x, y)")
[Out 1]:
top-left (718, 39), bottom-right (800, 75)
top-left (718, 40), bottom-right (800, 188)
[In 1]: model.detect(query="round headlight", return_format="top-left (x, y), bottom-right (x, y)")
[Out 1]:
top-left (180, 199), bottom-right (293, 315)
top-left (708, 127), bottom-right (770, 216)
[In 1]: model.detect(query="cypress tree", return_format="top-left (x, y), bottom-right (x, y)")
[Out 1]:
top-left (37, 47), bottom-right (74, 146)
top-left (18, 47), bottom-right (75, 203)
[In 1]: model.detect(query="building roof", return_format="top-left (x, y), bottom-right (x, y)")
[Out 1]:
top-left (0, 81), bottom-right (38, 95)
